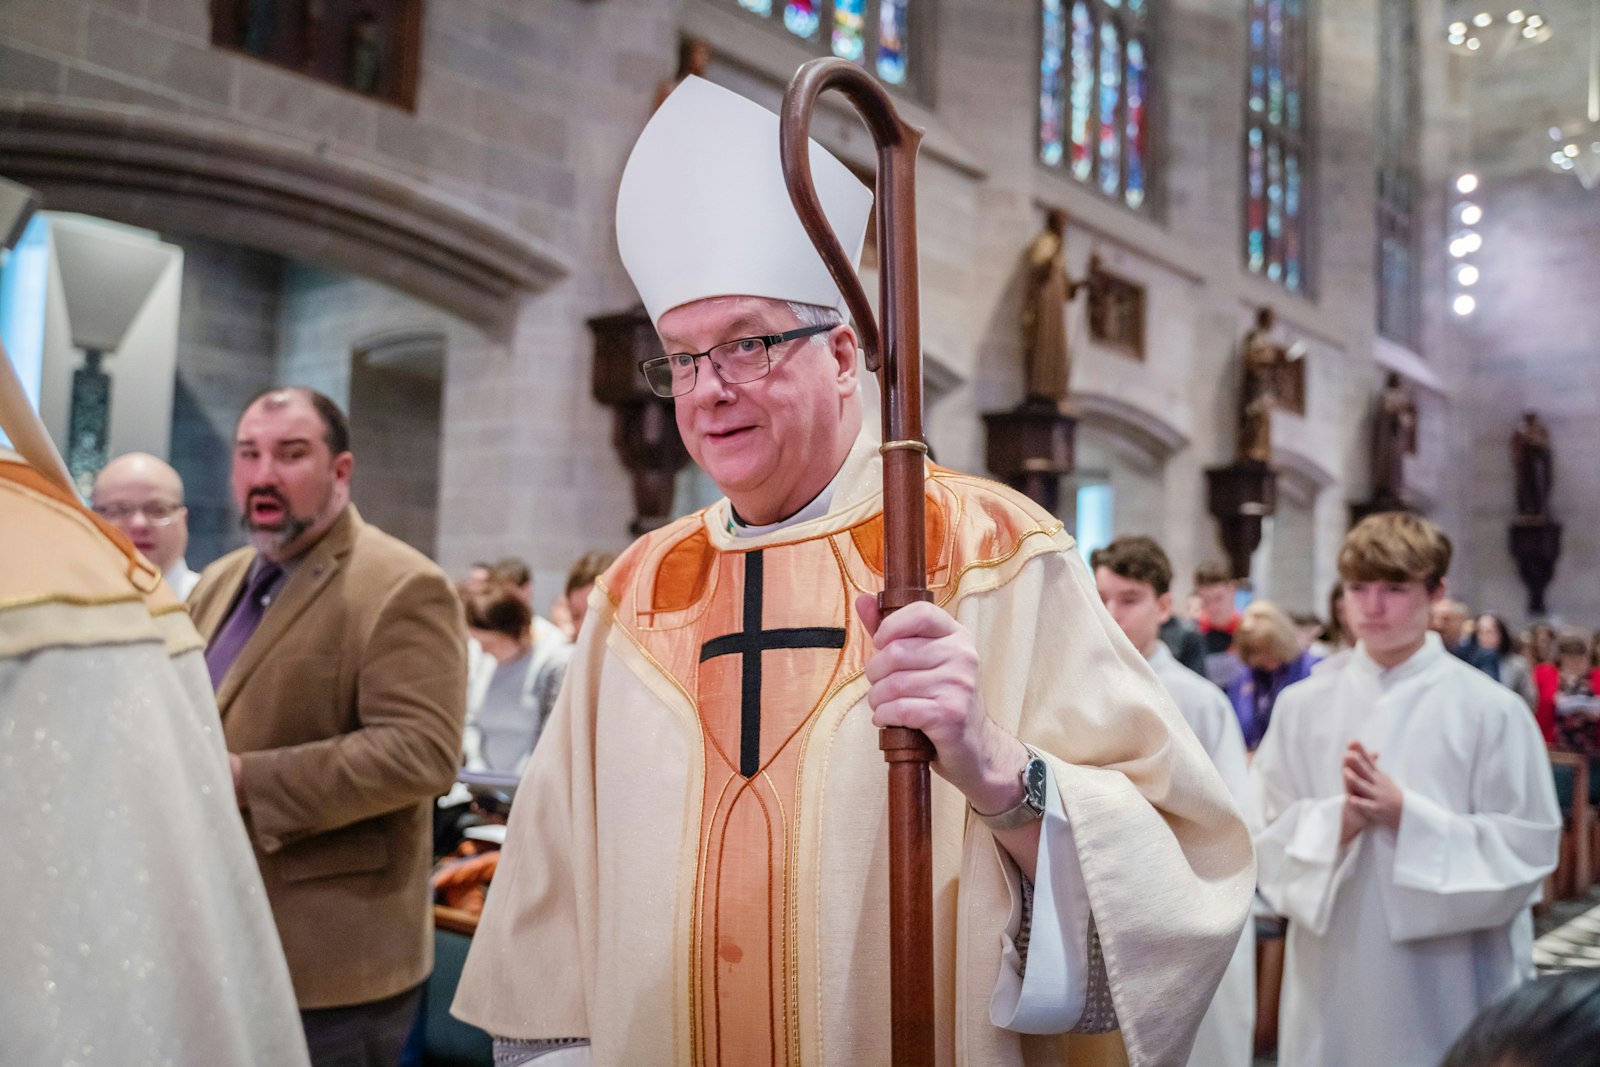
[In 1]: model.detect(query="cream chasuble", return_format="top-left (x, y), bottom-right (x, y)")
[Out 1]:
top-left (1253, 634), bottom-right (1560, 1067)
top-left (454, 435), bottom-right (1254, 1067)
top-left (0, 453), bottom-right (308, 1066)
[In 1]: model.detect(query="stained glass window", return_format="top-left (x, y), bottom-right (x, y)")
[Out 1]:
top-left (1244, 0), bottom-right (1310, 292)
top-left (1377, 0), bottom-right (1420, 346)
top-left (729, 0), bottom-right (917, 88)
top-left (1039, 0), bottom-right (1152, 210)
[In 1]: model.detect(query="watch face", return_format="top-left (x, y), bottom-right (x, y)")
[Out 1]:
top-left (1024, 757), bottom-right (1047, 813)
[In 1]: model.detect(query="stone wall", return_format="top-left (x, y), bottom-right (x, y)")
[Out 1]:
top-left (4, 0), bottom-right (1518, 617)
top-left (166, 234), bottom-right (280, 567)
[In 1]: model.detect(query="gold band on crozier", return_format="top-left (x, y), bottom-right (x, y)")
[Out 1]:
top-left (879, 439), bottom-right (929, 456)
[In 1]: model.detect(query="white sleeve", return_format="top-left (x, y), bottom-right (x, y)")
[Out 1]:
top-left (1383, 703), bottom-right (1561, 942)
top-left (1250, 713), bottom-right (1362, 938)
top-left (988, 764), bottom-right (1092, 1034)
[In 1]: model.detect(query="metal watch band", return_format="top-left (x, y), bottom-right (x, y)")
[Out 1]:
top-left (972, 746), bottom-right (1047, 833)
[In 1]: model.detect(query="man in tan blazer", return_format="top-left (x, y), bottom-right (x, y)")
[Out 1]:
top-left (190, 386), bottom-right (467, 1067)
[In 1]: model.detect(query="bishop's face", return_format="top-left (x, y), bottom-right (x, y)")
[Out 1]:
top-left (658, 295), bottom-right (861, 525)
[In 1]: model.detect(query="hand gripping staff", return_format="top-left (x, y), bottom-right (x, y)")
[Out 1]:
top-left (781, 59), bottom-right (935, 1067)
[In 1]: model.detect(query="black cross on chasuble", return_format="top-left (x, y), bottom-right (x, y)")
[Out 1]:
top-left (698, 549), bottom-right (848, 779)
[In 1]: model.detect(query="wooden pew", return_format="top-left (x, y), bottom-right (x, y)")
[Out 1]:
top-left (1548, 751), bottom-right (1593, 900)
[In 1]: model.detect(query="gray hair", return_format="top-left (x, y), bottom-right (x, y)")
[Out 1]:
top-left (786, 301), bottom-right (845, 345)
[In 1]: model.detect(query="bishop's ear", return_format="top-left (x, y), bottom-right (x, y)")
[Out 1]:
top-left (829, 324), bottom-right (861, 395)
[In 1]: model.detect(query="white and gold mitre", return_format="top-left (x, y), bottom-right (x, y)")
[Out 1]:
top-left (615, 75), bottom-right (873, 325)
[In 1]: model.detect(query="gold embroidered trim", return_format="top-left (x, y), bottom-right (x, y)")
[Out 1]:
top-left (0, 591), bottom-right (144, 611)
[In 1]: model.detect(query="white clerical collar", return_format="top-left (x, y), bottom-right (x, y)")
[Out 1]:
top-left (728, 464), bottom-right (845, 538)
top-left (1354, 630), bottom-right (1445, 684)
top-left (1145, 641), bottom-right (1175, 669)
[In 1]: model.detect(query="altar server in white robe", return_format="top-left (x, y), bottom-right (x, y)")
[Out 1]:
top-left (1253, 512), bottom-right (1560, 1067)
top-left (1092, 535), bottom-right (1255, 1067)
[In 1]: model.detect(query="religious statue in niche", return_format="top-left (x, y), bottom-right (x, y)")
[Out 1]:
top-left (1235, 307), bottom-right (1304, 463)
top-left (655, 38), bottom-right (713, 113)
top-left (1371, 371), bottom-right (1418, 506)
top-left (1021, 208), bottom-right (1089, 408)
top-left (1511, 409), bottom-right (1554, 520)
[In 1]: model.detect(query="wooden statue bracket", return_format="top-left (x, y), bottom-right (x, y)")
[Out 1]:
top-left (1205, 459), bottom-right (1277, 581)
top-left (982, 398), bottom-right (1076, 513)
top-left (1509, 518), bottom-right (1562, 615)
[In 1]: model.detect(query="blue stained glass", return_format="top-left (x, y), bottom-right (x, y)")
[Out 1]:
top-left (784, 0), bottom-right (819, 38)
top-left (1266, 139), bottom-right (1283, 280)
top-left (1125, 37), bottom-right (1146, 208)
top-left (832, 0), bottom-right (866, 62)
top-left (1128, 0), bottom-right (1146, 14)
top-left (1248, 0), bottom-right (1266, 112)
top-left (1267, 0), bottom-right (1283, 125)
top-left (1098, 20), bottom-right (1121, 196)
top-left (1105, 0), bottom-right (1120, 6)
top-left (1284, 151), bottom-right (1301, 290)
top-left (740, 0), bottom-right (773, 15)
top-left (877, 0), bottom-right (910, 83)
top-left (1069, 1), bottom-right (1094, 180)
top-left (1244, 0), bottom-right (1307, 290)
top-left (1041, 0), bottom-right (1067, 165)
top-left (1247, 125), bottom-right (1265, 270)
top-left (1284, 0), bottom-right (1301, 129)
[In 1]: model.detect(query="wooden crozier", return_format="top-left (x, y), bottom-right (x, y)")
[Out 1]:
top-left (780, 59), bottom-right (936, 1067)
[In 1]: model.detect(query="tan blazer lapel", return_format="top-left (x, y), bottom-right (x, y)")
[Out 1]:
top-left (215, 507), bottom-right (361, 718)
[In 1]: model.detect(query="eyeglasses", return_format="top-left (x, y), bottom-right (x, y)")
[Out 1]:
top-left (638, 324), bottom-right (835, 399)
top-left (94, 501), bottom-right (183, 526)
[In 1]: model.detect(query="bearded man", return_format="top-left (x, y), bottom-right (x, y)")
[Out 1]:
top-left (452, 77), bottom-right (1253, 1067)
top-left (189, 386), bottom-right (467, 1067)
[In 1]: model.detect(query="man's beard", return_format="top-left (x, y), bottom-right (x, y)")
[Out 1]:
top-left (240, 488), bottom-right (320, 556)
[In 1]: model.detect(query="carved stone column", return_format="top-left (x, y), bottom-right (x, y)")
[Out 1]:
top-left (1205, 460), bottom-right (1276, 581)
top-left (981, 398), bottom-right (1076, 513)
top-left (587, 306), bottom-right (691, 536)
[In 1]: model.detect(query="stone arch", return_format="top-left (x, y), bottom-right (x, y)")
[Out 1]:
top-left (1272, 445), bottom-right (1336, 508)
top-left (1067, 390), bottom-right (1192, 544)
top-left (0, 100), bottom-right (569, 337)
top-left (1071, 389), bottom-right (1192, 472)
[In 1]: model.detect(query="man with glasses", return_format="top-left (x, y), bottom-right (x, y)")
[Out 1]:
top-left (91, 451), bottom-right (200, 599)
top-left (454, 77), bottom-right (1252, 1067)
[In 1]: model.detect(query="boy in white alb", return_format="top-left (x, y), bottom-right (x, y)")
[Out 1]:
top-left (1092, 536), bottom-right (1254, 1067)
top-left (1252, 513), bottom-right (1560, 1067)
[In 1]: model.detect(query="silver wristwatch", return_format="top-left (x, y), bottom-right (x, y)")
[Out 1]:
top-left (973, 746), bottom-right (1048, 832)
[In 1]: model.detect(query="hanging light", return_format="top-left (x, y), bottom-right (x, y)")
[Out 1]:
top-left (1444, 3), bottom-right (1552, 55)
top-left (1453, 294), bottom-right (1477, 316)
top-left (1458, 264), bottom-right (1480, 286)
top-left (1544, 2), bottom-right (1600, 189)
top-left (1457, 173), bottom-right (1480, 194)
top-left (1460, 202), bottom-right (1483, 224)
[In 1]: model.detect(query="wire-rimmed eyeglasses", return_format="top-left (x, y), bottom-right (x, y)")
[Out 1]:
top-left (637, 324), bottom-right (835, 399)
top-left (94, 501), bottom-right (184, 526)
